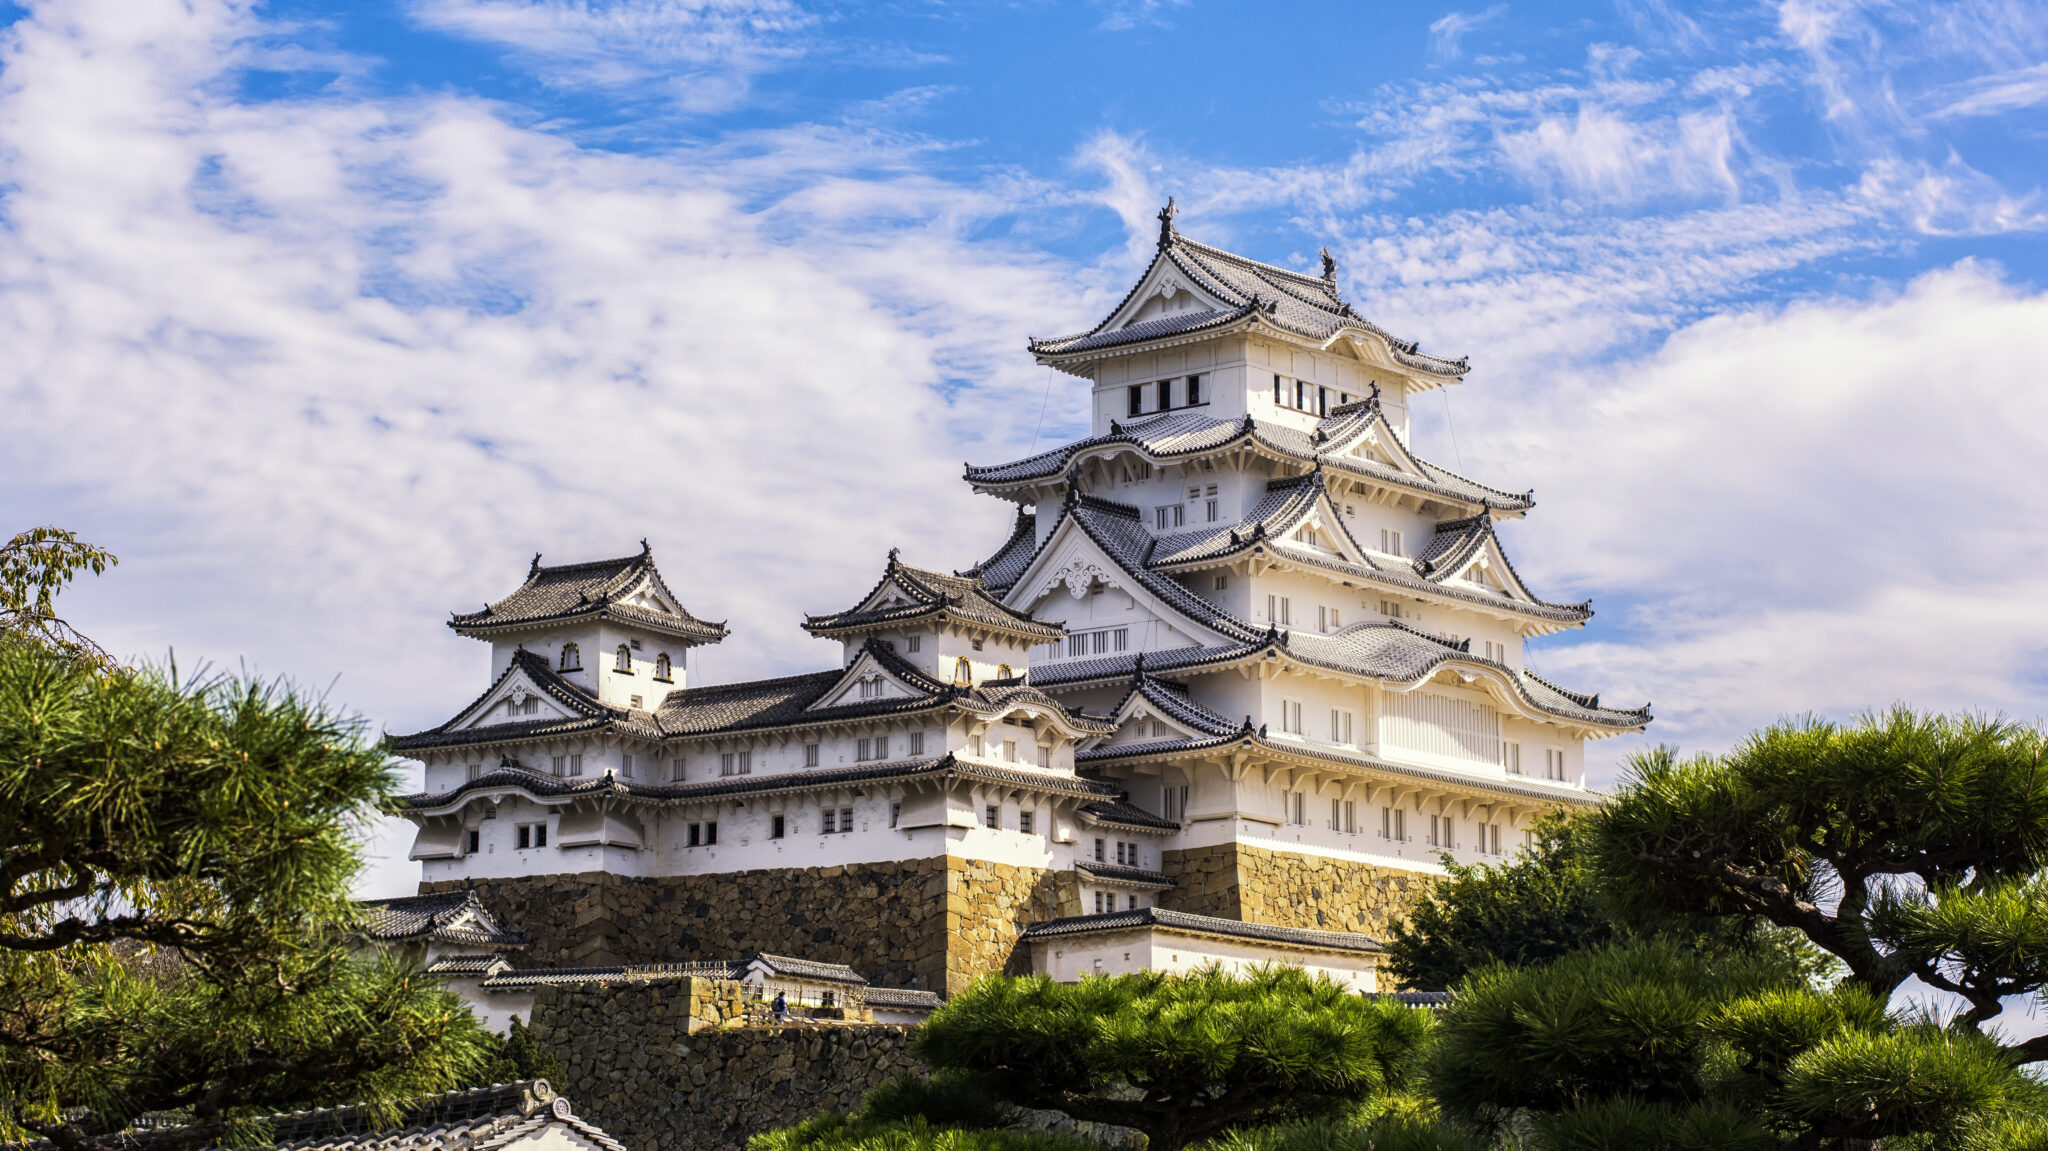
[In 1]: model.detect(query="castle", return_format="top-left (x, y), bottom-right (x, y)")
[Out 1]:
top-left (391, 205), bottom-right (1649, 996)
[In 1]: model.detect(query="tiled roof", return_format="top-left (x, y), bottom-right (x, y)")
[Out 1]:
top-left (960, 506), bottom-right (1045, 593)
top-left (480, 962), bottom-right (743, 990)
top-left (355, 890), bottom-right (527, 949)
top-left (864, 987), bottom-right (944, 1010)
top-left (426, 954), bottom-right (514, 976)
top-left (1077, 799), bottom-right (1181, 832)
top-left (1074, 861), bottom-right (1174, 889)
top-left (1108, 668), bottom-right (1242, 738)
top-left (805, 551), bottom-right (1064, 641)
top-left (752, 953), bottom-right (868, 986)
top-left (1029, 224), bottom-right (1467, 380)
top-left (1020, 907), bottom-right (1384, 954)
top-left (1082, 726), bottom-right (1609, 806)
top-left (400, 754), bottom-right (1123, 814)
top-left (965, 409), bottom-right (1531, 513)
top-left (250, 1082), bottom-right (620, 1151)
top-left (388, 649), bottom-right (646, 752)
top-left (449, 544), bottom-right (727, 643)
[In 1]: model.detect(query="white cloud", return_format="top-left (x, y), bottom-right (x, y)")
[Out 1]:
top-left (1428, 5), bottom-right (1506, 61)
top-left (405, 0), bottom-right (811, 106)
top-left (1929, 61), bottom-right (2048, 118)
top-left (1494, 262), bottom-right (2048, 775)
top-left (1091, 0), bottom-right (1191, 34)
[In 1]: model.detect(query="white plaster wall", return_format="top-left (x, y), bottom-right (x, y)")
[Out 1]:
top-left (1029, 927), bottom-right (1377, 993)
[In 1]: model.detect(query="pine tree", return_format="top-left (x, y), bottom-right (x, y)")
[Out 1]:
top-left (0, 530), bottom-right (496, 1150)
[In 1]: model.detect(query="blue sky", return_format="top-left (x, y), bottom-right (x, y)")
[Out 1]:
top-left (4, 0), bottom-right (2048, 922)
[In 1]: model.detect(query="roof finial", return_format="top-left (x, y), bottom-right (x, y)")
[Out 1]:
top-left (888, 546), bottom-right (900, 566)
top-left (529, 552), bottom-right (542, 577)
top-left (639, 538), bottom-right (651, 556)
top-left (1319, 246), bottom-right (1337, 282)
top-left (1156, 197), bottom-right (1178, 249)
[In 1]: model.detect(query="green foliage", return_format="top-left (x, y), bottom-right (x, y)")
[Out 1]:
top-left (747, 1113), bottom-right (1096, 1151)
top-left (473, 1016), bottom-right (565, 1087)
top-left (1591, 712), bottom-right (2048, 1059)
top-left (854, 1071), bottom-right (1016, 1130)
top-left (0, 526), bottom-right (117, 663)
top-left (909, 967), bottom-right (1432, 1151)
top-left (1202, 1112), bottom-right (1491, 1151)
top-left (0, 635), bottom-right (497, 1149)
top-left (1383, 814), bottom-right (1622, 990)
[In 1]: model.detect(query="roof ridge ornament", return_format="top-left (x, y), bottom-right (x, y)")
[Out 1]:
top-left (1319, 246), bottom-right (1337, 282)
top-left (529, 552), bottom-right (543, 578)
top-left (639, 538), bottom-right (650, 557)
top-left (1156, 197), bottom-right (1178, 249)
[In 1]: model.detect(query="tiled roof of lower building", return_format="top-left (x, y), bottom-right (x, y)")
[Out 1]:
top-left (480, 962), bottom-right (744, 990)
top-left (1074, 861), bottom-right (1174, 889)
top-left (449, 544), bottom-right (726, 643)
top-left (248, 1081), bottom-right (621, 1151)
top-left (401, 754), bottom-right (1123, 814)
top-left (864, 987), bottom-right (944, 1010)
top-left (1077, 799), bottom-right (1181, 832)
top-left (1019, 907), bottom-right (1383, 954)
top-left (354, 890), bottom-right (527, 949)
top-left (753, 953), bottom-right (868, 986)
top-left (804, 551), bottom-right (1063, 641)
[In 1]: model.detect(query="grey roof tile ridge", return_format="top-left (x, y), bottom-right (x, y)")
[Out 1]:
top-left (388, 648), bottom-right (610, 746)
top-left (1063, 502), bottom-right (1264, 644)
top-left (957, 506), bottom-right (1041, 590)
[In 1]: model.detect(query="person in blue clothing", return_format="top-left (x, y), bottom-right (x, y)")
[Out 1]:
top-left (771, 990), bottom-right (787, 1021)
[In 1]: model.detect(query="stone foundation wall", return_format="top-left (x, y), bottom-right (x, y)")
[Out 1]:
top-left (1162, 842), bottom-right (1431, 938)
top-left (528, 982), bottom-right (917, 1151)
top-left (429, 857), bottom-right (1067, 992)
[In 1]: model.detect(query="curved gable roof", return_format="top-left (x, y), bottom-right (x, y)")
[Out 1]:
top-left (450, 543), bottom-right (727, 643)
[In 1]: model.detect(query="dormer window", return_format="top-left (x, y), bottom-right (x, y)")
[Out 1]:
top-left (614, 645), bottom-right (633, 673)
top-left (559, 643), bottom-right (581, 671)
top-left (997, 664), bottom-right (1013, 679)
top-left (954, 658), bottom-right (973, 687)
top-left (653, 652), bottom-right (673, 682)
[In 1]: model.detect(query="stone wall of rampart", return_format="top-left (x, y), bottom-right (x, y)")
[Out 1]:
top-left (1161, 841), bottom-right (1431, 938)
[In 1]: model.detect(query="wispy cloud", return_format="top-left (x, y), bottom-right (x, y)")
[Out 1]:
top-left (1427, 4), bottom-right (1506, 61)
top-left (1928, 61), bottom-right (2048, 117)
top-left (1092, 0), bottom-right (1191, 33)
top-left (406, 0), bottom-right (812, 106)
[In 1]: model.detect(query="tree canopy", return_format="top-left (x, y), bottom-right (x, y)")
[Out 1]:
top-left (908, 966), bottom-right (1431, 1151)
top-left (0, 532), bottom-right (494, 1150)
top-left (1591, 710), bottom-right (2048, 1061)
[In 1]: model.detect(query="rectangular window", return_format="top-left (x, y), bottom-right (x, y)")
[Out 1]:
top-left (839, 808), bottom-right (852, 832)
top-left (466, 829), bottom-right (479, 854)
top-left (535, 823), bottom-right (547, 848)
top-left (1293, 792), bottom-right (1307, 826)
top-left (1157, 379), bottom-right (1172, 410)
top-left (1428, 814), bottom-right (1441, 847)
top-left (857, 737), bottom-right (871, 760)
top-left (909, 731), bottom-right (925, 756)
top-left (550, 756), bottom-right (564, 777)
top-left (889, 803), bottom-right (900, 828)
top-left (907, 634), bottom-right (921, 652)
top-left (1330, 708), bottom-right (1353, 744)
top-left (1019, 810), bottom-right (1034, 835)
top-left (1318, 386), bottom-right (1329, 415)
top-left (1038, 745), bottom-right (1051, 768)
top-left (1504, 741), bottom-right (1522, 774)
top-left (1331, 798), bottom-right (1341, 831)
top-left (1282, 700), bottom-right (1304, 735)
top-left (876, 734), bottom-right (890, 758)
top-left (985, 805), bottom-right (1000, 830)
top-left (1344, 800), bottom-right (1356, 834)
top-left (1094, 891), bottom-right (1106, 914)
top-left (1279, 597), bottom-right (1292, 626)
top-left (688, 822), bottom-right (702, 847)
top-left (1266, 593), bottom-right (1275, 621)
top-left (517, 824), bottom-right (531, 849)
top-left (568, 754), bottom-right (583, 777)
top-left (1274, 375), bottom-right (1285, 405)
top-left (467, 763), bottom-right (482, 781)
top-left (1115, 840), bottom-right (1130, 865)
top-left (719, 751), bottom-right (751, 777)
top-left (1003, 739), bottom-right (1018, 763)
top-left (771, 815), bottom-right (786, 839)
top-left (1128, 385), bottom-right (1143, 416)
top-left (1380, 806), bottom-right (1390, 838)
top-left (670, 758), bottom-right (685, 782)
top-left (970, 734), bottom-right (983, 756)
top-left (620, 754), bottom-right (633, 778)
top-left (1395, 809), bottom-right (1407, 841)
top-left (1205, 498), bottom-right (1218, 522)
top-left (822, 809), bottom-right (836, 834)
top-left (705, 821), bottom-right (718, 845)
top-left (1380, 529), bottom-right (1403, 556)
top-left (804, 743), bottom-right (819, 768)
top-left (1187, 374), bottom-right (1202, 404)
top-left (1214, 574), bottom-right (1227, 590)
top-left (1094, 838), bottom-right (1105, 862)
top-left (1547, 748), bottom-right (1567, 781)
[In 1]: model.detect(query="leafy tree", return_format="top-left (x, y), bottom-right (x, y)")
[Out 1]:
top-left (1382, 814), bottom-right (1623, 990)
top-left (1386, 813), bottom-right (1834, 992)
top-left (749, 1113), bottom-right (1098, 1151)
top-left (1591, 711), bottom-right (2048, 1063)
top-left (0, 537), bottom-right (496, 1150)
top-left (0, 527), bottom-right (116, 663)
top-left (906, 967), bottom-right (1431, 1151)
top-left (474, 1016), bottom-right (564, 1086)
top-left (1428, 939), bottom-right (2041, 1149)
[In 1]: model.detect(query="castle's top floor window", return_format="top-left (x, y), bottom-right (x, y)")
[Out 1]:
top-left (559, 642), bottom-right (580, 671)
top-left (614, 645), bottom-right (632, 673)
top-left (653, 652), bottom-right (672, 682)
top-left (954, 657), bottom-right (973, 686)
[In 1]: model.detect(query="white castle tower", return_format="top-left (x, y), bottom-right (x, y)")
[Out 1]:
top-left (391, 206), bottom-right (1647, 996)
